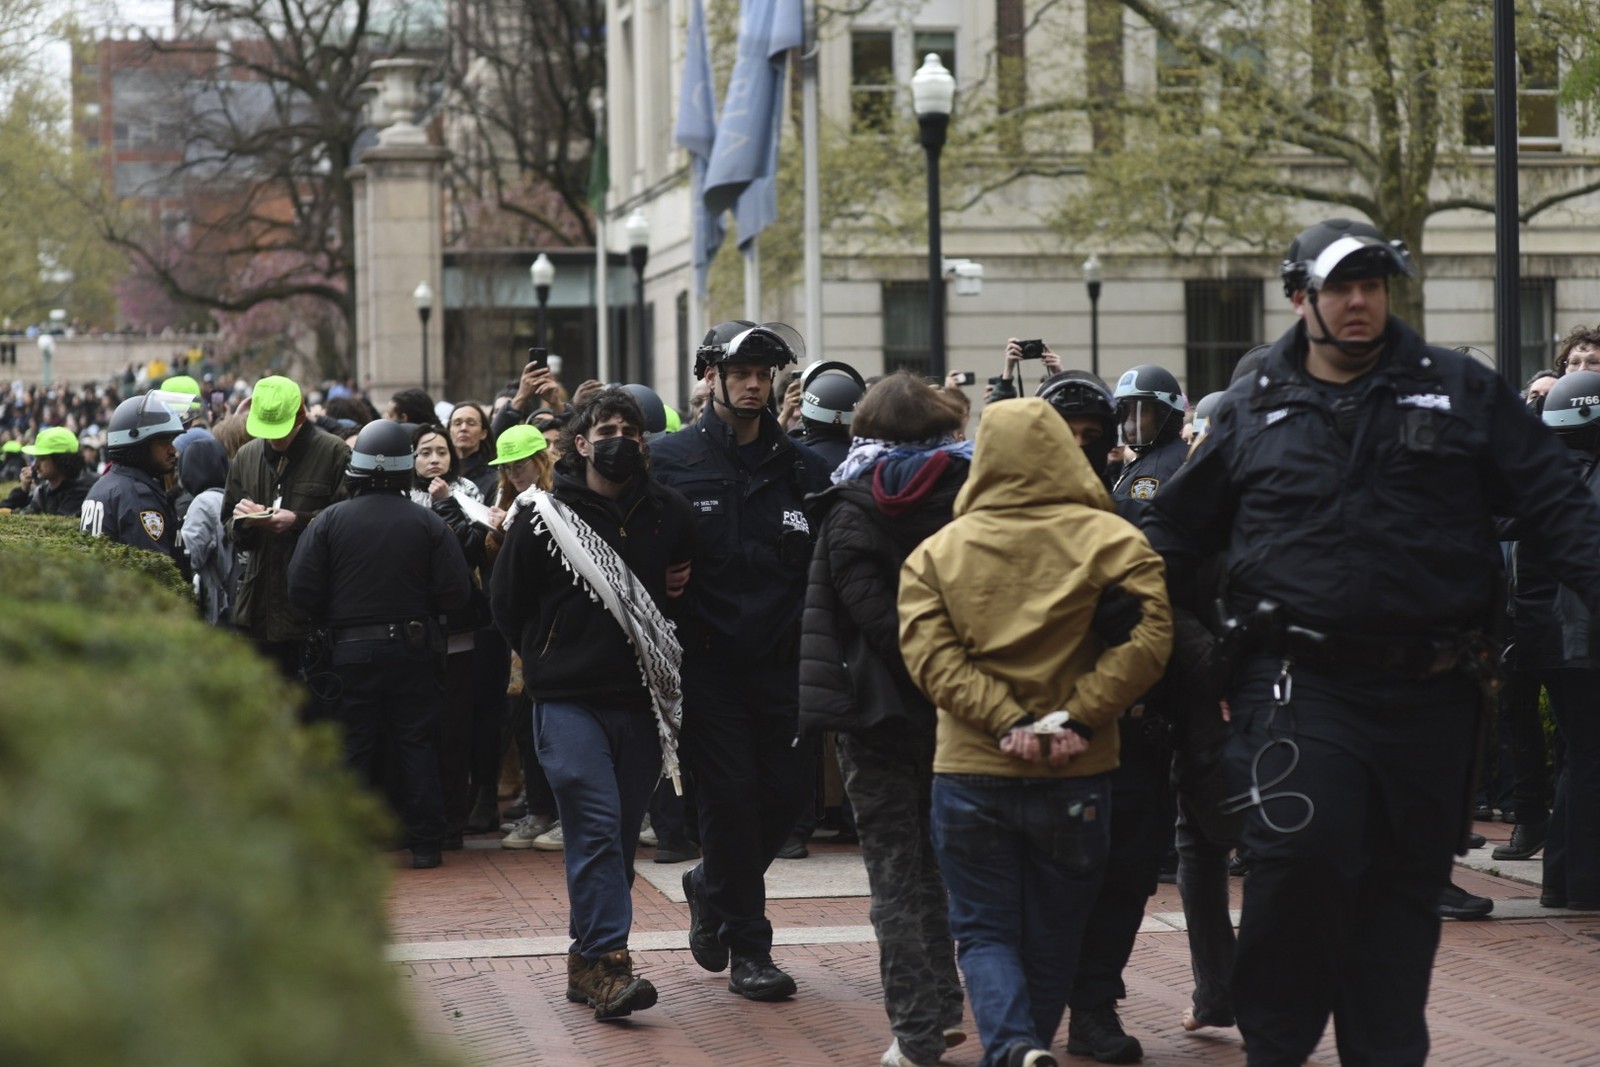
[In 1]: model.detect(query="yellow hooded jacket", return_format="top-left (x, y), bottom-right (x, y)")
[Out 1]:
top-left (898, 398), bottom-right (1174, 778)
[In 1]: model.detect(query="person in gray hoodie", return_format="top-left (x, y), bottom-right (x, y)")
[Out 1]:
top-left (179, 435), bottom-right (235, 625)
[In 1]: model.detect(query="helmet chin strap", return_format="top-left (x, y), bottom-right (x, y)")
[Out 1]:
top-left (712, 365), bottom-right (764, 420)
top-left (1307, 289), bottom-right (1385, 357)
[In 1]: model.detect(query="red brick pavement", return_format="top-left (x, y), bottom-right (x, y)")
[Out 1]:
top-left (392, 828), bottom-right (1600, 1066)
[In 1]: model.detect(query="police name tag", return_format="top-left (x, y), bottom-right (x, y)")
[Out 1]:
top-left (1397, 393), bottom-right (1451, 411)
top-left (692, 498), bottom-right (723, 515)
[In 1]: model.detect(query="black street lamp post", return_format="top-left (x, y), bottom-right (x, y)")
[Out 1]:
top-left (1083, 254), bottom-right (1103, 378)
top-left (912, 53), bottom-right (954, 381)
top-left (413, 281), bottom-right (433, 394)
top-left (625, 210), bottom-right (651, 385)
top-left (531, 253), bottom-right (554, 351)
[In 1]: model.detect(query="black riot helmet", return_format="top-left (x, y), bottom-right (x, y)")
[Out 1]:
top-left (1113, 364), bottom-right (1185, 454)
top-left (1190, 391), bottom-right (1227, 438)
top-left (799, 360), bottom-right (866, 434)
top-left (1036, 370), bottom-right (1117, 475)
top-left (620, 383), bottom-right (669, 438)
top-left (1281, 218), bottom-right (1415, 357)
top-left (1541, 370), bottom-right (1600, 455)
top-left (106, 390), bottom-right (187, 467)
top-left (694, 319), bottom-right (804, 420)
top-left (346, 419), bottom-right (415, 491)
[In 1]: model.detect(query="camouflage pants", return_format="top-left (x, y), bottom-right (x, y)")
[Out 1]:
top-left (838, 734), bottom-right (965, 1064)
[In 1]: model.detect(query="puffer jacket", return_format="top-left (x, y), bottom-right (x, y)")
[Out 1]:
top-left (898, 398), bottom-right (1173, 778)
top-left (799, 444), bottom-right (970, 740)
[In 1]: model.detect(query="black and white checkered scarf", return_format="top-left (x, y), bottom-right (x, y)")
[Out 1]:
top-left (517, 488), bottom-right (684, 792)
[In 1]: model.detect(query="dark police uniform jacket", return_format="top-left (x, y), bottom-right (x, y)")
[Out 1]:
top-left (286, 491), bottom-right (472, 657)
top-left (1143, 317), bottom-right (1600, 638)
top-left (80, 464), bottom-right (177, 556)
top-left (651, 408), bottom-right (831, 659)
top-left (1112, 435), bottom-right (1187, 524)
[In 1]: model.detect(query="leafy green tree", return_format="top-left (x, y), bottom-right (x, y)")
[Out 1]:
top-left (0, 77), bottom-right (122, 327)
top-left (1022, 0), bottom-right (1600, 324)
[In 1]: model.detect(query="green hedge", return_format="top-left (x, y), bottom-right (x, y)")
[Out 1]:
top-left (0, 517), bottom-right (457, 1067)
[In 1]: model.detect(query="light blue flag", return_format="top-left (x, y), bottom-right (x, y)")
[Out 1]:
top-left (675, 0), bottom-right (724, 298)
top-left (705, 0), bottom-right (804, 240)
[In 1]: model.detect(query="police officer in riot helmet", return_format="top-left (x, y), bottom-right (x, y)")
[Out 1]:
top-left (1542, 370), bottom-right (1600, 454)
top-left (651, 320), bottom-right (831, 1002)
top-left (1189, 391), bottom-right (1227, 441)
top-left (287, 419), bottom-right (473, 870)
top-left (1142, 217), bottom-right (1600, 1064)
top-left (1111, 364), bottom-right (1188, 522)
top-left (1531, 370), bottom-right (1600, 915)
top-left (1037, 370), bottom-right (1117, 484)
top-left (80, 390), bottom-right (187, 556)
top-left (620, 383), bottom-right (670, 440)
top-left (793, 361), bottom-right (866, 473)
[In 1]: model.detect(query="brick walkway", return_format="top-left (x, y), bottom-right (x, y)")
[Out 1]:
top-left (391, 821), bottom-right (1600, 1066)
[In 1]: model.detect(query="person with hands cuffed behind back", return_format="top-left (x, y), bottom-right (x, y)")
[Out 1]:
top-left (898, 397), bottom-right (1172, 1067)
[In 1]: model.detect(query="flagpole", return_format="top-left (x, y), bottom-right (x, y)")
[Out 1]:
top-left (744, 240), bottom-right (761, 321)
top-left (596, 217), bottom-right (610, 382)
top-left (592, 91), bottom-right (611, 383)
top-left (802, 0), bottom-right (821, 356)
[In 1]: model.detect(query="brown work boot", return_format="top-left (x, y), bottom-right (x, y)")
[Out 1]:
top-left (565, 949), bottom-right (658, 1021)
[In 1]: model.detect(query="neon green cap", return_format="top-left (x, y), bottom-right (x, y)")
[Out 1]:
top-left (487, 424), bottom-right (549, 465)
top-left (1, 441), bottom-right (20, 453)
top-left (22, 427), bottom-right (81, 457)
top-left (245, 376), bottom-right (304, 440)
top-left (664, 405), bottom-right (682, 432)
top-left (162, 375), bottom-right (202, 397)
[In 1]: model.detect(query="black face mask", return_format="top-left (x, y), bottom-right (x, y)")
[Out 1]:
top-left (586, 436), bottom-right (643, 483)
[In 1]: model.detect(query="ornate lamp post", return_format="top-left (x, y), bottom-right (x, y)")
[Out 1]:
top-left (625, 210), bottom-right (651, 384)
top-left (911, 54), bottom-right (955, 381)
top-left (531, 253), bottom-right (554, 351)
top-left (1083, 254), bottom-right (1103, 378)
top-left (413, 281), bottom-right (433, 394)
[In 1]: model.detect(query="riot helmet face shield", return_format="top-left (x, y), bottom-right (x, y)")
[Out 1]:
top-left (1111, 365), bottom-right (1185, 454)
top-left (1117, 399), bottom-right (1167, 450)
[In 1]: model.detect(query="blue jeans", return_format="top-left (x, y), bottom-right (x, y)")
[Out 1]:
top-left (932, 774), bottom-right (1111, 1067)
top-left (532, 700), bottom-right (661, 958)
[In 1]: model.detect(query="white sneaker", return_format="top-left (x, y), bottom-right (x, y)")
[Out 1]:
top-left (880, 1039), bottom-right (936, 1067)
top-left (531, 821), bottom-right (565, 851)
top-left (638, 815), bottom-right (659, 847)
top-left (500, 814), bottom-right (555, 850)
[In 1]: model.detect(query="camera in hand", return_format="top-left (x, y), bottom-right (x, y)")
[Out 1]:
top-left (1019, 339), bottom-right (1046, 360)
top-left (952, 370), bottom-right (976, 386)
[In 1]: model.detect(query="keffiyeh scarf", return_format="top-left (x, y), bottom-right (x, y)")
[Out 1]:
top-left (521, 488), bottom-right (685, 793)
top-left (831, 432), bottom-right (962, 485)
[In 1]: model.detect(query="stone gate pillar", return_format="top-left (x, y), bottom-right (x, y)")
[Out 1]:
top-left (348, 58), bottom-right (450, 408)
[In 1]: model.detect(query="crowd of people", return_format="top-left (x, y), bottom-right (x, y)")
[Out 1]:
top-left (4, 217), bottom-right (1599, 1067)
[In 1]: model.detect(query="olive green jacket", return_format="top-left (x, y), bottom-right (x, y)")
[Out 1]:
top-left (898, 398), bottom-right (1173, 778)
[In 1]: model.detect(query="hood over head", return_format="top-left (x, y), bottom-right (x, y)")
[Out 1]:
top-left (177, 434), bottom-right (229, 495)
top-left (954, 398), bottom-right (1112, 518)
